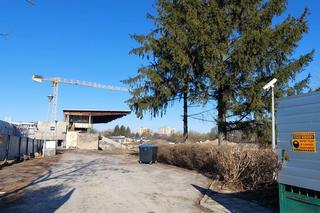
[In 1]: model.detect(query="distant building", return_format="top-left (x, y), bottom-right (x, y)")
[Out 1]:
top-left (11, 122), bottom-right (37, 138)
top-left (158, 126), bottom-right (176, 136)
top-left (137, 127), bottom-right (151, 136)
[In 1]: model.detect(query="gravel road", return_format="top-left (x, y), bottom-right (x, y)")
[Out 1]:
top-left (2, 150), bottom-right (210, 213)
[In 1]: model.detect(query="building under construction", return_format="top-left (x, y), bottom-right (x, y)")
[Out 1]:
top-left (30, 75), bottom-right (131, 151)
top-left (34, 109), bottom-right (130, 149)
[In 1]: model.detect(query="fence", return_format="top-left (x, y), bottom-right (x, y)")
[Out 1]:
top-left (0, 134), bottom-right (44, 162)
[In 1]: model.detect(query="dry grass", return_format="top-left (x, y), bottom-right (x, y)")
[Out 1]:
top-left (157, 143), bottom-right (278, 191)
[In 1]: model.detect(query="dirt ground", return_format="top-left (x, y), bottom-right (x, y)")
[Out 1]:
top-left (0, 150), bottom-right (211, 213)
top-left (0, 155), bottom-right (59, 203)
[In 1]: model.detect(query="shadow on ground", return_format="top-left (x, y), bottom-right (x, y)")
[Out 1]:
top-left (0, 157), bottom-right (102, 210)
top-left (1, 185), bottom-right (75, 213)
top-left (192, 184), bottom-right (278, 212)
top-left (1, 154), bottom-right (134, 210)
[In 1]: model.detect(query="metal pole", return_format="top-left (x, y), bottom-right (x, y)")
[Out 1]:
top-left (51, 82), bottom-right (59, 122)
top-left (271, 86), bottom-right (276, 150)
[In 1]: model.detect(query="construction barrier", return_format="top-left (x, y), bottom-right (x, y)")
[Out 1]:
top-left (0, 134), bottom-right (44, 162)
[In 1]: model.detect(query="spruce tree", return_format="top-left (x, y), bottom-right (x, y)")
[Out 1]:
top-left (125, 126), bottom-right (131, 137)
top-left (113, 125), bottom-right (120, 136)
top-left (195, 0), bottom-right (313, 144)
top-left (119, 125), bottom-right (126, 136)
top-left (123, 0), bottom-right (203, 142)
top-left (125, 0), bottom-right (313, 145)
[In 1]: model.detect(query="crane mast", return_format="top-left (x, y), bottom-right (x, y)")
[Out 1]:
top-left (32, 75), bottom-right (128, 122)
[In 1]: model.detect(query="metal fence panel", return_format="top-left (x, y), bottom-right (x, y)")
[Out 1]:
top-left (0, 134), bottom-right (9, 161)
top-left (20, 137), bottom-right (27, 156)
top-left (27, 139), bottom-right (34, 155)
top-left (8, 135), bottom-right (20, 160)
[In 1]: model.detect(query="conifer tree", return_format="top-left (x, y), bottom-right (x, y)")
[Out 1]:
top-left (196, 0), bottom-right (313, 144)
top-left (124, 0), bottom-right (203, 142)
top-left (125, 0), bottom-right (313, 145)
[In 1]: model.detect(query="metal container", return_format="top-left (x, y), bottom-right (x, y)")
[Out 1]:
top-left (277, 91), bottom-right (320, 212)
top-left (139, 144), bottom-right (157, 164)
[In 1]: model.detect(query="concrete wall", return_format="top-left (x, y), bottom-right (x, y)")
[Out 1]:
top-left (43, 140), bottom-right (56, 157)
top-left (35, 121), bottom-right (67, 140)
top-left (65, 131), bottom-right (99, 150)
top-left (76, 133), bottom-right (99, 150)
top-left (66, 131), bottom-right (78, 149)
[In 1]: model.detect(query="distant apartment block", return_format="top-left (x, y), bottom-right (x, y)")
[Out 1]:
top-left (137, 127), bottom-right (151, 136)
top-left (11, 122), bottom-right (37, 138)
top-left (158, 126), bottom-right (176, 136)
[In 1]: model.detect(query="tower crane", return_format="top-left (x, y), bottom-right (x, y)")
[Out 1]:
top-left (32, 75), bottom-right (128, 122)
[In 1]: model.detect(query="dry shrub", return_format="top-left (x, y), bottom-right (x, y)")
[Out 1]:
top-left (214, 146), bottom-right (278, 190)
top-left (157, 144), bottom-right (216, 172)
top-left (157, 143), bottom-right (278, 191)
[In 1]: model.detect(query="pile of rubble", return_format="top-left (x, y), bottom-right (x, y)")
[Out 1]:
top-left (98, 136), bottom-right (138, 152)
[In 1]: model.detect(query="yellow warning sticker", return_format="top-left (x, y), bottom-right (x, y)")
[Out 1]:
top-left (292, 132), bottom-right (316, 152)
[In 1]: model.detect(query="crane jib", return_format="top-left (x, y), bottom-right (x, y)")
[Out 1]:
top-left (32, 74), bottom-right (128, 121)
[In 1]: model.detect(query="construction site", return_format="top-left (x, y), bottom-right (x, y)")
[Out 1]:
top-left (1, 1), bottom-right (320, 213)
top-left (0, 73), bottom-right (280, 213)
top-left (1, 74), bottom-right (132, 161)
top-left (0, 75), bottom-right (215, 213)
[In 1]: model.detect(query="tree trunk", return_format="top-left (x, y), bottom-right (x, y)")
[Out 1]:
top-left (183, 91), bottom-right (188, 143)
top-left (217, 90), bottom-right (227, 145)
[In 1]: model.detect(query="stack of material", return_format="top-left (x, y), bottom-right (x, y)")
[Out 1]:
top-left (99, 136), bottom-right (126, 150)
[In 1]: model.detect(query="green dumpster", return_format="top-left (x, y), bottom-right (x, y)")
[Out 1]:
top-left (279, 184), bottom-right (320, 213)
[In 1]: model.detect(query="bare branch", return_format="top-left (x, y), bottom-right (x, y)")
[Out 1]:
top-left (188, 116), bottom-right (215, 123)
top-left (25, 0), bottom-right (35, 6)
top-left (187, 108), bottom-right (215, 117)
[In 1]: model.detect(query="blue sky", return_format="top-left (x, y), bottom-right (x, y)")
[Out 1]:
top-left (0, 0), bottom-right (319, 133)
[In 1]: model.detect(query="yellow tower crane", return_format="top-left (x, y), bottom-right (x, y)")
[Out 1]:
top-left (32, 75), bottom-right (128, 122)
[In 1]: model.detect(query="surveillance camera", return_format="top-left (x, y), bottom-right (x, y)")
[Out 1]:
top-left (263, 78), bottom-right (277, 90)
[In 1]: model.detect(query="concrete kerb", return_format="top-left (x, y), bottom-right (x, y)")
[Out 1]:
top-left (199, 182), bottom-right (230, 213)
top-left (199, 181), bottom-right (272, 213)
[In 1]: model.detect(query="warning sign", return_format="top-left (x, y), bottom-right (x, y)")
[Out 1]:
top-left (292, 132), bottom-right (317, 152)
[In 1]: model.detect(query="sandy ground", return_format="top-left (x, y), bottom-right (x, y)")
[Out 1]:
top-left (1, 150), bottom-right (210, 213)
top-left (0, 155), bottom-right (58, 201)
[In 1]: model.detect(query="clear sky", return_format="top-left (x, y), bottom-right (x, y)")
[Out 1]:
top-left (0, 0), bottom-right (319, 133)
